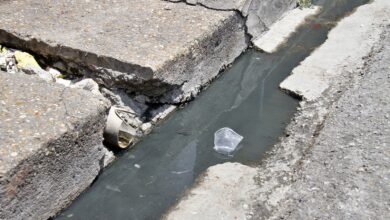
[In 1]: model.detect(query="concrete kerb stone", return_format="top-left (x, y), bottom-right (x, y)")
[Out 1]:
top-left (0, 0), bottom-right (247, 104)
top-left (166, 0), bottom-right (297, 43)
top-left (253, 6), bottom-right (321, 53)
top-left (165, 163), bottom-right (258, 220)
top-left (0, 0), bottom-right (301, 218)
top-left (164, 1), bottom-right (390, 219)
top-left (0, 72), bottom-right (111, 220)
top-left (280, 0), bottom-right (390, 101)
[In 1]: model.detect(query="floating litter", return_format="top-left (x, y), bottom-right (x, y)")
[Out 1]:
top-left (213, 127), bottom-right (243, 155)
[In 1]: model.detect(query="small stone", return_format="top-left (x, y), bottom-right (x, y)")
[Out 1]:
top-left (14, 51), bottom-right (41, 69)
top-left (36, 69), bottom-right (55, 82)
top-left (56, 78), bottom-right (72, 87)
top-left (47, 67), bottom-right (63, 78)
top-left (71, 78), bottom-right (101, 95)
top-left (0, 56), bottom-right (6, 69)
top-left (141, 122), bottom-right (152, 133)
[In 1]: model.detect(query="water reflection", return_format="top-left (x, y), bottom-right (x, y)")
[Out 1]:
top-left (57, 0), bottom-right (368, 219)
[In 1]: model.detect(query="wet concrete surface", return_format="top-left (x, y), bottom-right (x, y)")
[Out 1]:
top-left (57, 0), bottom-right (368, 219)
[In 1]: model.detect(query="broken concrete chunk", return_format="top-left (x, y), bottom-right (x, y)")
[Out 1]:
top-left (47, 67), bottom-right (63, 78)
top-left (0, 47), bottom-right (17, 73)
top-left (0, 0), bottom-right (247, 103)
top-left (141, 122), bottom-right (153, 134)
top-left (71, 78), bottom-right (101, 95)
top-left (14, 51), bottom-right (41, 69)
top-left (55, 78), bottom-right (72, 87)
top-left (246, 0), bottom-right (297, 38)
top-left (0, 56), bottom-right (5, 69)
top-left (166, 163), bottom-right (257, 220)
top-left (179, 0), bottom-right (297, 42)
top-left (100, 88), bottom-right (148, 116)
top-left (21, 67), bottom-right (55, 82)
top-left (0, 71), bottom-right (110, 219)
top-left (150, 105), bottom-right (177, 123)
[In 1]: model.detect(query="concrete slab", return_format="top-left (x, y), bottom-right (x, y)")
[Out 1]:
top-left (0, 0), bottom-right (247, 103)
top-left (253, 6), bottom-right (320, 53)
top-left (280, 0), bottom-right (390, 101)
top-left (0, 71), bottom-right (110, 219)
top-left (272, 24), bottom-right (390, 220)
top-left (163, 1), bottom-right (390, 219)
top-left (165, 163), bottom-right (257, 220)
top-left (168, 0), bottom-right (297, 41)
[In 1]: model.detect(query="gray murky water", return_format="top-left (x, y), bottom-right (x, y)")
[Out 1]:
top-left (57, 0), bottom-right (368, 219)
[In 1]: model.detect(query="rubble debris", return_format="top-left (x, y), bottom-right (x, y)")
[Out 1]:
top-left (104, 106), bottom-right (143, 149)
top-left (150, 105), bottom-right (177, 123)
top-left (71, 78), bottom-right (101, 96)
top-left (55, 78), bottom-right (72, 87)
top-left (14, 51), bottom-right (40, 69)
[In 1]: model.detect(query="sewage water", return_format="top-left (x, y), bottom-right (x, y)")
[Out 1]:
top-left (57, 0), bottom-right (368, 219)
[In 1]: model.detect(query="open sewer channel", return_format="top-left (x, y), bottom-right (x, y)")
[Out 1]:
top-left (57, 0), bottom-right (368, 219)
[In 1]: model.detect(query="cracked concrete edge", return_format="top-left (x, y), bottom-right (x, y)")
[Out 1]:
top-left (158, 11), bottom-right (248, 103)
top-left (164, 1), bottom-right (389, 219)
top-left (0, 0), bottom-right (297, 104)
top-left (280, 0), bottom-right (390, 101)
top-left (165, 0), bottom-right (297, 42)
top-left (253, 6), bottom-right (321, 53)
top-left (0, 74), bottom-right (113, 219)
top-left (164, 163), bottom-right (258, 220)
top-left (252, 1), bottom-right (390, 218)
top-left (0, 8), bottom-right (247, 105)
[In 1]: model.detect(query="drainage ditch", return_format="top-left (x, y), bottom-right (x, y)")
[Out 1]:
top-left (56, 0), bottom-right (368, 219)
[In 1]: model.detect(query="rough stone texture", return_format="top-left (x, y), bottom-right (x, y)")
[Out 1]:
top-left (245, 0), bottom-right (297, 39)
top-left (165, 163), bottom-right (258, 220)
top-left (169, 0), bottom-right (249, 11)
top-left (168, 0), bottom-right (297, 40)
top-left (254, 6), bottom-right (320, 53)
top-left (270, 26), bottom-right (390, 220)
top-left (280, 0), bottom-right (390, 101)
top-left (0, 0), bottom-right (247, 103)
top-left (165, 1), bottom-right (390, 219)
top-left (0, 72), bottom-right (111, 220)
top-left (253, 2), bottom-right (390, 218)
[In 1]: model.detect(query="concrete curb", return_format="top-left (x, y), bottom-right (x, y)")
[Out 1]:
top-left (0, 72), bottom-right (111, 219)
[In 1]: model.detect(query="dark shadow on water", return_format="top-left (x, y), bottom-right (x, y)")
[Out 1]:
top-left (57, 0), bottom-right (369, 219)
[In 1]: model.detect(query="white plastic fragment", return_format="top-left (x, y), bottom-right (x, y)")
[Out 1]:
top-left (213, 127), bottom-right (243, 155)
